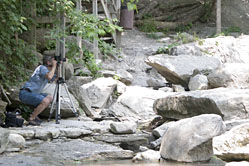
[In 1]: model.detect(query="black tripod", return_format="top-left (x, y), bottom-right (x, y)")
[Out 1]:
top-left (48, 59), bottom-right (79, 124)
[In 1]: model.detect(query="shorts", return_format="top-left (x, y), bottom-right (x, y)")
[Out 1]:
top-left (19, 89), bottom-right (48, 107)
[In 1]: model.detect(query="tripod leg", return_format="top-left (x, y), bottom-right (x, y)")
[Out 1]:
top-left (63, 83), bottom-right (79, 117)
top-left (56, 82), bottom-right (62, 124)
top-left (48, 83), bottom-right (58, 121)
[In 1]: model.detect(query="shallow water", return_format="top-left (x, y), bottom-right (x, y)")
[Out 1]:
top-left (84, 159), bottom-right (226, 166)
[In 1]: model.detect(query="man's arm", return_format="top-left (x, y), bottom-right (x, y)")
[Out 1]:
top-left (45, 59), bottom-right (57, 81)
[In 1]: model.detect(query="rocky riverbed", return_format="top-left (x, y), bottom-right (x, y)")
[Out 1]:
top-left (1, 25), bottom-right (249, 166)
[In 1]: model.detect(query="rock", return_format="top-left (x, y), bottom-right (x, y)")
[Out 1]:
top-left (108, 86), bottom-right (171, 121)
top-left (213, 123), bottom-right (249, 162)
top-left (8, 134), bottom-right (25, 149)
top-left (158, 87), bottom-right (173, 92)
top-left (94, 133), bottom-right (151, 152)
top-left (0, 128), bottom-right (10, 154)
top-left (160, 114), bottom-right (226, 162)
top-left (154, 95), bottom-right (223, 120)
top-left (132, 150), bottom-right (160, 162)
top-left (154, 88), bottom-right (249, 121)
top-left (152, 121), bottom-right (175, 138)
top-left (172, 84), bottom-right (185, 92)
top-left (67, 79), bottom-right (93, 117)
top-left (189, 74), bottom-right (208, 91)
top-left (40, 83), bottom-right (80, 118)
top-left (0, 139), bottom-right (134, 165)
top-left (146, 54), bottom-right (220, 87)
top-left (64, 62), bottom-right (74, 80)
top-left (172, 35), bottom-right (249, 63)
top-left (101, 69), bottom-right (133, 85)
top-left (10, 129), bottom-right (35, 139)
top-left (82, 77), bottom-right (117, 109)
top-left (0, 100), bottom-right (7, 124)
top-left (208, 63), bottom-right (249, 89)
top-left (66, 76), bottom-right (92, 86)
top-left (110, 121), bottom-right (137, 134)
top-left (226, 161), bottom-right (249, 166)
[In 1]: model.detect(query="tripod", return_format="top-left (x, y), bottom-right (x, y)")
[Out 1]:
top-left (48, 60), bottom-right (79, 124)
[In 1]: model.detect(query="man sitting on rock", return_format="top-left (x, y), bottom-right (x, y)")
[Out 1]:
top-left (19, 56), bottom-right (57, 126)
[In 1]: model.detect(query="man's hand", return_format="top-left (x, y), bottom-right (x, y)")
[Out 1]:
top-left (52, 59), bottom-right (57, 67)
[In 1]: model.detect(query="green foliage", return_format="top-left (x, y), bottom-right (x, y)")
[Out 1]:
top-left (19, 105), bottom-right (33, 121)
top-left (0, 0), bottom-right (123, 86)
top-left (156, 43), bottom-right (179, 54)
top-left (223, 26), bottom-right (241, 35)
top-left (175, 23), bottom-right (193, 32)
top-left (138, 20), bottom-right (157, 32)
top-left (121, 0), bottom-right (139, 11)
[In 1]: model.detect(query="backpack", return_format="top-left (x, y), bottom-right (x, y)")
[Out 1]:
top-left (4, 109), bottom-right (24, 128)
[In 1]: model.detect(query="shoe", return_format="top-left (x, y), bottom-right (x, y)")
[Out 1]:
top-left (35, 117), bottom-right (43, 123)
top-left (28, 119), bottom-right (41, 126)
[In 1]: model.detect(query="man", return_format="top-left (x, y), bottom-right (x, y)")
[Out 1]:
top-left (19, 56), bottom-right (57, 126)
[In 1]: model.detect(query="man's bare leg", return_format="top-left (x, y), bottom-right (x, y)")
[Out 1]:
top-left (29, 95), bottom-right (53, 121)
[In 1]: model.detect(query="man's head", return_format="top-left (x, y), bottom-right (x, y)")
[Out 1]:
top-left (43, 56), bottom-right (53, 66)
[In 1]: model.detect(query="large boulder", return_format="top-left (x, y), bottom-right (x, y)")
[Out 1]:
top-left (154, 88), bottom-right (249, 121)
top-left (208, 63), bottom-right (249, 89)
top-left (154, 95), bottom-right (223, 120)
top-left (160, 114), bottom-right (226, 162)
top-left (172, 35), bottom-right (249, 63)
top-left (145, 54), bottom-right (220, 86)
top-left (81, 77), bottom-right (118, 109)
top-left (40, 83), bottom-right (80, 118)
top-left (108, 86), bottom-right (170, 121)
top-left (213, 123), bottom-right (249, 162)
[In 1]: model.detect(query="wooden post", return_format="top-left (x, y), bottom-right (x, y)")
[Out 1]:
top-left (216, 0), bottom-right (221, 34)
top-left (76, 0), bottom-right (83, 59)
top-left (60, 11), bottom-right (66, 78)
top-left (30, 2), bottom-right (37, 50)
top-left (116, 0), bottom-right (121, 49)
top-left (93, 0), bottom-right (99, 60)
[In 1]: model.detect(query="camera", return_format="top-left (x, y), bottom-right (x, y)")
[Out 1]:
top-left (54, 56), bottom-right (66, 62)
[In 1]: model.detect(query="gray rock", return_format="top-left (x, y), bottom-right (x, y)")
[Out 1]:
top-left (152, 121), bottom-right (175, 138)
top-left (146, 54), bottom-right (220, 87)
top-left (226, 161), bottom-right (249, 166)
top-left (132, 150), bottom-right (160, 162)
top-left (8, 134), bottom-right (25, 149)
top-left (0, 128), bottom-right (10, 154)
top-left (160, 114), bottom-right (226, 162)
top-left (154, 95), bottom-right (223, 120)
top-left (0, 139), bottom-right (134, 165)
top-left (213, 123), bottom-right (249, 161)
top-left (64, 62), bottom-right (74, 80)
top-left (208, 63), bottom-right (249, 89)
top-left (154, 88), bottom-right (249, 121)
top-left (82, 77), bottom-right (117, 109)
top-left (109, 86), bottom-right (170, 121)
top-left (67, 79), bottom-right (93, 117)
top-left (172, 36), bottom-right (249, 63)
top-left (110, 121), bottom-right (137, 134)
top-left (0, 100), bottom-right (7, 123)
top-left (189, 74), bottom-right (208, 91)
top-left (41, 83), bottom-right (80, 118)
top-left (101, 69), bottom-right (133, 85)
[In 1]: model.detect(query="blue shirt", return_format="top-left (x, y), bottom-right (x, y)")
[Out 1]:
top-left (23, 65), bottom-right (54, 94)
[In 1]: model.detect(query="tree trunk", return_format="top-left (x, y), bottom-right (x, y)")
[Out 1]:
top-left (136, 0), bottom-right (216, 31)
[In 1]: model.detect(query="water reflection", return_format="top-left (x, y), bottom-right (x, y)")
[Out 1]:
top-left (86, 159), bottom-right (226, 166)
